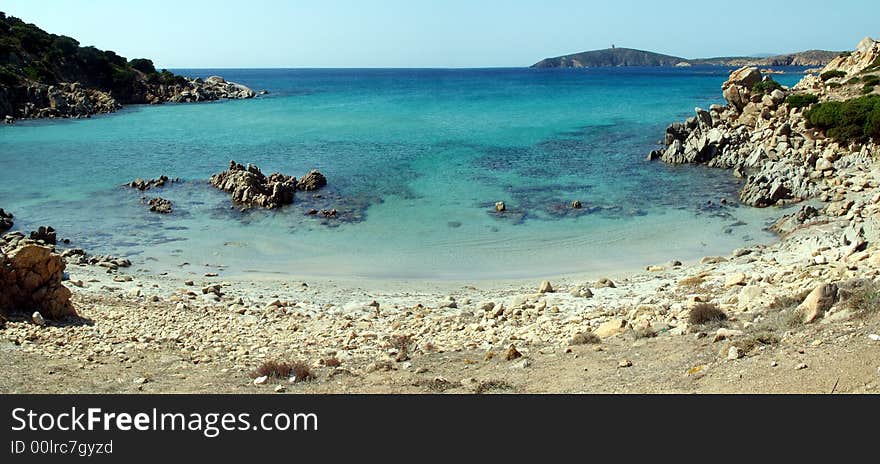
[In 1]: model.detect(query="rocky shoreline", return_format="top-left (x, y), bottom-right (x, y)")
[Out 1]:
top-left (2, 39), bottom-right (880, 394)
top-left (2, 75), bottom-right (257, 123)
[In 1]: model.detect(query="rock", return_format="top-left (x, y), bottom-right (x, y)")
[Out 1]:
top-left (727, 346), bottom-right (743, 360)
top-left (725, 273), bottom-right (747, 287)
top-left (618, 359), bottom-right (633, 368)
top-left (0, 244), bottom-right (75, 319)
top-left (538, 280), bottom-right (554, 293)
top-left (722, 67), bottom-right (762, 110)
top-left (495, 201), bottom-right (506, 212)
top-left (798, 283), bottom-right (838, 323)
top-left (594, 319), bottom-right (628, 338)
top-left (147, 197), bottom-right (173, 214)
top-left (796, 363), bottom-right (808, 370)
top-left (815, 158), bottom-right (834, 171)
top-left (253, 375), bottom-right (269, 385)
top-left (297, 170), bottom-right (327, 191)
top-left (29, 226), bottom-right (57, 245)
top-left (595, 278), bottom-right (616, 288)
top-left (127, 175), bottom-right (177, 191)
top-left (274, 385), bottom-right (286, 393)
top-left (0, 209), bottom-right (13, 232)
top-left (32, 311), bottom-right (46, 326)
top-left (504, 345), bottom-right (522, 361)
top-left (209, 160), bottom-right (298, 209)
top-left (713, 328), bottom-right (744, 342)
top-left (570, 286), bottom-right (593, 298)
top-left (571, 200), bottom-right (582, 209)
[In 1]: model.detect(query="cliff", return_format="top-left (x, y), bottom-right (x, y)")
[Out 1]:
top-left (0, 12), bottom-right (255, 122)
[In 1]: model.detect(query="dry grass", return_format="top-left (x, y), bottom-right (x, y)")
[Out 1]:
top-left (569, 332), bottom-right (601, 346)
top-left (289, 361), bottom-right (315, 383)
top-left (253, 360), bottom-right (293, 379)
top-left (389, 334), bottom-right (412, 361)
top-left (678, 275), bottom-right (706, 289)
top-left (633, 326), bottom-right (657, 339)
top-left (736, 331), bottom-right (780, 353)
top-left (840, 282), bottom-right (880, 318)
top-left (688, 303), bottom-right (727, 325)
top-left (322, 357), bottom-right (341, 368)
top-left (474, 380), bottom-right (515, 394)
top-left (252, 360), bottom-right (314, 382)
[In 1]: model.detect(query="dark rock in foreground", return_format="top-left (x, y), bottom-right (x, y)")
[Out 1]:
top-left (29, 226), bottom-right (57, 245)
top-left (0, 209), bottom-right (12, 232)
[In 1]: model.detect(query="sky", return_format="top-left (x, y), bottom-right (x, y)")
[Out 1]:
top-left (3, 0), bottom-right (879, 68)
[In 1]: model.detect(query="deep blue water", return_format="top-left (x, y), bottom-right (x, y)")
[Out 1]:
top-left (0, 67), bottom-right (805, 279)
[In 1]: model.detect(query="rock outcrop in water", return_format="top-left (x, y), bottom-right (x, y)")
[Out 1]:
top-left (147, 197), bottom-right (173, 214)
top-left (127, 176), bottom-right (179, 191)
top-left (0, 234), bottom-right (75, 320)
top-left (0, 209), bottom-right (12, 232)
top-left (210, 161), bottom-right (325, 209)
top-left (648, 39), bottom-right (880, 208)
top-left (0, 13), bottom-right (257, 122)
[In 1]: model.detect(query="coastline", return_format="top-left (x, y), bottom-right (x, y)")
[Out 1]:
top-left (4, 39), bottom-right (880, 394)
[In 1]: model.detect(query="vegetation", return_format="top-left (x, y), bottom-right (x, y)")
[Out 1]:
top-left (687, 303), bottom-right (728, 325)
top-left (841, 282), bottom-right (880, 318)
top-left (0, 11), bottom-right (183, 102)
top-left (820, 70), bottom-right (847, 81)
top-left (785, 93), bottom-right (819, 109)
top-left (805, 95), bottom-right (880, 142)
top-left (752, 79), bottom-right (783, 95)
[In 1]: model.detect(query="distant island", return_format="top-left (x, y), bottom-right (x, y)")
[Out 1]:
top-left (0, 11), bottom-right (256, 122)
top-left (531, 46), bottom-right (843, 68)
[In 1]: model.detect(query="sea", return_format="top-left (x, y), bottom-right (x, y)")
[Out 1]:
top-left (0, 67), bottom-right (807, 280)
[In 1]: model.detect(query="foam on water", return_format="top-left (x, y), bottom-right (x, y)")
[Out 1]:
top-left (0, 67), bottom-right (805, 280)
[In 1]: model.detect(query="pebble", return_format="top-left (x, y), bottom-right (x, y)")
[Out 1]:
top-left (618, 359), bottom-right (633, 368)
top-left (253, 375), bottom-right (268, 385)
top-left (31, 312), bottom-right (46, 326)
top-left (274, 385), bottom-right (286, 393)
top-left (796, 363), bottom-right (809, 370)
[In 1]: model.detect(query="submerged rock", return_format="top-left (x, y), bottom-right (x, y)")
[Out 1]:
top-left (148, 197), bottom-right (173, 214)
top-left (128, 176), bottom-right (178, 191)
top-left (297, 170), bottom-right (328, 191)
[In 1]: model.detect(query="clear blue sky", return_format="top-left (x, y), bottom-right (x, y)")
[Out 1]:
top-left (3, 0), bottom-right (878, 68)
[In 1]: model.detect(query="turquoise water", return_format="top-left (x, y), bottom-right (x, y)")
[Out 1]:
top-left (0, 67), bottom-right (804, 280)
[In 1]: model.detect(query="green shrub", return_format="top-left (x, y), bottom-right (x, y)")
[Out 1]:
top-left (863, 75), bottom-right (880, 86)
top-left (829, 83), bottom-right (842, 89)
top-left (805, 94), bottom-right (880, 142)
top-left (785, 93), bottom-right (819, 108)
top-left (128, 58), bottom-right (156, 74)
top-left (753, 79), bottom-right (783, 95)
top-left (821, 70), bottom-right (847, 81)
top-left (863, 85), bottom-right (876, 95)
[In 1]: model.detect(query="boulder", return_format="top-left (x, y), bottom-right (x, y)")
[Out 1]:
top-left (297, 170), bottom-right (328, 191)
top-left (798, 283), bottom-right (838, 323)
top-left (722, 67), bottom-right (762, 110)
top-left (209, 160), bottom-right (297, 209)
top-left (0, 244), bottom-right (76, 319)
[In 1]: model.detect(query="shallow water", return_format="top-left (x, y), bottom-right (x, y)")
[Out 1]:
top-left (0, 67), bottom-right (805, 279)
